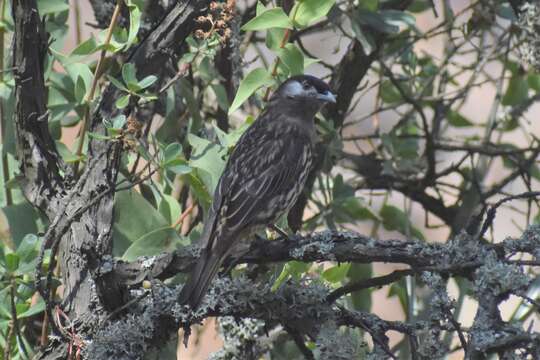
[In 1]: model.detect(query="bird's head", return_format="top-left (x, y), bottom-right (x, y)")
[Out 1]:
top-left (273, 75), bottom-right (336, 109)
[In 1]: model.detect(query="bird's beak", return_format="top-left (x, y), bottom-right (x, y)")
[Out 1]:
top-left (317, 90), bottom-right (337, 103)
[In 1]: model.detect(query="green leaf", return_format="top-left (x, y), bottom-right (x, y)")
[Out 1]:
top-left (447, 110), bottom-right (474, 127)
top-left (111, 114), bottom-right (127, 129)
top-left (108, 75), bottom-right (129, 92)
top-left (16, 234), bottom-right (39, 264)
top-left (242, 7), bottom-right (293, 31)
top-left (265, 28), bottom-right (287, 50)
top-left (184, 173), bottom-right (212, 210)
top-left (502, 74), bottom-right (528, 106)
top-left (55, 141), bottom-right (82, 163)
top-left (17, 298), bottom-right (45, 319)
top-left (165, 159), bottom-right (192, 175)
top-left (122, 227), bottom-right (185, 261)
top-left (271, 261), bottom-right (310, 291)
top-left (409, 0), bottom-right (432, 13)
top-left (214, 124), bottom-right (249, 150)
top-left (277, 43), bottom-right (304, 75)
top-left (2, 202), bottom-right (39, 246)
top-left (187, 134), bottom-right (226, 194)
top-left (179, 78), bottom-right (202, 131)
top-left (38, 0), bottom-right (69, 15)
top-left (293, 0), bottom-right (336, 28)
top-left (198, 56), bottom-right (219, 83)
top-left (379, 80), bottom-right (402, 104)
top-left (497, 3), bottom-right (516, 21)
top-left (354, 9), bottom-right (400, 34)
top-left (380, 204), bottom-right (424, 240)
top-left (87, 132), bottom-right (112, 141)
top-left (256, 1), bottom-right (266, 15)
top-left (5, 253), bottom-right (19, 272)
top-left (116, 94), bottom-right (130, 109)
top-left (331, 175), bottom-right (377, 223)
top-left (228, 68), bottom-right (273, 114)
top-left (125, 0), bottom-right (142, 50)
top-left (350, 18), bottom-right (375, 54)
top-left (528, 73), bottom-right (540, 92)
top-left (159, 194), bottom-right (182, 224)
top-left (0, 82), bottom-right (16, 155)
top-left (62, 62), bottom-right (94, 102)
top-left (388, 279), bottom-right (408, 313)
top-left (138, 75), bottom-right (157, 90)
top-left (322, 263), bottom-right (351, 283)
top-left (335, 197), bottom-right (378, 223)
top-left (359, 0), bottom-right (379, 11)
top-left (74, 75), bottom-right (87, 103)
top-left (113, 189), bottom-right (169, 246)
top-left (163, 142), bottom-right (183, 164)
top-left (348, 263), bottom-right (372, 311)
top-left (211, 83), bottom-right (230, 111)
top-left (70, 36), bottom-right (98, 56)
top-left (122, 63), bottom-right (138, 88)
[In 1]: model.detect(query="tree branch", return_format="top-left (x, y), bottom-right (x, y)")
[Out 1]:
top-left (12, 0), bottom-right (64, 214)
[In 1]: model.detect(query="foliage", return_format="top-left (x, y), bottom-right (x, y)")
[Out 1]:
top-left (2, 0), bottom-right (540, 359)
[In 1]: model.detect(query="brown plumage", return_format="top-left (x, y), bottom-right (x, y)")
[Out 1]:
top-left (178, 75), bottom-right (336, 309)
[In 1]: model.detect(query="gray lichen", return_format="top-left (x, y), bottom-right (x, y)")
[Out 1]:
top-left (473, 252), bottom-right (529, 298)
top-left (209, 317), bottom-right (269, 360)
top-left (85, 228), bottom-right (540, 359)
top-left (517, 2), bottom-right (540, 70)
top-left (290, 231), bottom-right (336, 259)
top-left (314, 321), bottom-right (359, 360)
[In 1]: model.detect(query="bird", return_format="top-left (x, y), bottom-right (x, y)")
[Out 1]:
top-left (178, 75), bottom-right (336, 309)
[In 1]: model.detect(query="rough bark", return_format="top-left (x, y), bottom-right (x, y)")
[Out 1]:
top-left (90, 227), bottom-right (540, 359)
top-left (10, 1), bottom-right (540, 359)
top-left (12, 0), bottom-right (64, 216)
top-left (12, 1), bottom-right (210, 358)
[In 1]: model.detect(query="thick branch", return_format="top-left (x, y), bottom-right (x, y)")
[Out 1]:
top-left (86, 277), bottom-right (416, 359)
top-left (36, 2), bottom-right (210, 359)
top-left (12, 0), bottom-right (63, 214)
top-left (111, 230), bottom-right (511, 288)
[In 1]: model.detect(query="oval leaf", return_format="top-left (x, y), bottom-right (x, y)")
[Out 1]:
top-left (138, 75), bottom-right (158, 90)
top-left (242, 7), bottom-right (293, 31)
top-left (228, 68), bottom-right (273, 114)
top-left (293, 0), bottom-right (336, 28)
top-left (277, 43), bottom-right (304, 75)
top-left (122, 227), bottom-right (184, 261)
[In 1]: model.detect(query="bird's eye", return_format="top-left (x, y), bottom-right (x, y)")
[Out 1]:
top-left (302, 82), bottom-right (310, 90)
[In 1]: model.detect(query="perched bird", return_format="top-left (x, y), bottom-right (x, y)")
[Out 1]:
top-left (178, 75), bottom-right (336, 309)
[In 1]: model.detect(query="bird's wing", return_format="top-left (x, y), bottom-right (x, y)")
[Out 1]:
top-left (202, 117), bottom-right (311, 255)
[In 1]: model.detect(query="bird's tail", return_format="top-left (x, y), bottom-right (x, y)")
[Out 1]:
top-left (178, 249), bottom-right (223, 309)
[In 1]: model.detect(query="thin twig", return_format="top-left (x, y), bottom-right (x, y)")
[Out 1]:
top-left (4, 317), bottom-right (13, 360)
top-left (40, 310), bottom-right (49, 347)
top-left (159, 62), bottom-right (191, 94)
top-left (101, 292), bottom-right (149, 326)
top-left (9, 282), bottom-right (28, 358)
top-left (479, 191), bottom-right (540, 237)
top-left (444, 308), bottom-right (468, 355)
top-left (327, 269), bottom-right (414, 304)
top-left (172, 203), bottom-right (195, 229)
top-left (74, 0), bottom-right (123, 174)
